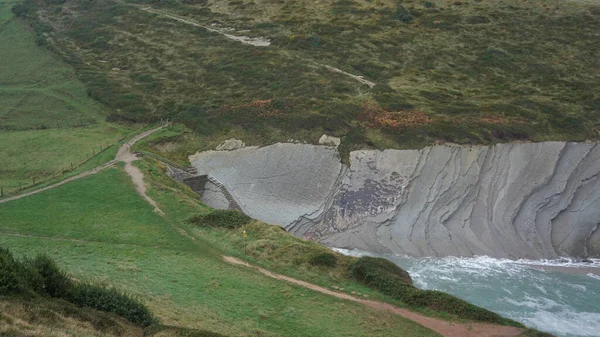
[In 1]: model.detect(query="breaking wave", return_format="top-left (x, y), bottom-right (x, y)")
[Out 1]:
top-left (332, 248), bottom-right (600, 337)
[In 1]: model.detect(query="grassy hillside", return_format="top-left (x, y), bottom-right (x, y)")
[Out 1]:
top-left (12, 0), bottom-right (600, 153)
top-left (0, 0), bottom-right (132, 194)
top-left (0, 166), bottom-right (443, 337)
top-left (0, 297), bottom-right (144, 337)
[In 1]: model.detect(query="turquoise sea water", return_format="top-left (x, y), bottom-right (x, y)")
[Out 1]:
top-left (334, 248), bottom-right (600, 337)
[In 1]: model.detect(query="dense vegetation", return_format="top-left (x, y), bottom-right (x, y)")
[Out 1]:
top-left (0, 248), bottom-right (231, 336)
top-left (189, 209), bottom-right (252, 229)
top-left (350, 256), bottom-right (520, 325)
top-left (0, 246), bottom-right (156, 326)
top-left (12, 0), bottom-right (600, 153)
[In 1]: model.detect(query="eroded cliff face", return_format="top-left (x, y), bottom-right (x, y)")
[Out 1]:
top-left (189, 142), bottom-right (600, 259)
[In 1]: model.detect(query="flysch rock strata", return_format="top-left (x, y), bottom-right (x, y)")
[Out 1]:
top-left (189, 142), bottom-right (600, 259)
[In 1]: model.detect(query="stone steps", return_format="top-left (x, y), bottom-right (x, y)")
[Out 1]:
top-left (207, 175), bottom-right (248, 214)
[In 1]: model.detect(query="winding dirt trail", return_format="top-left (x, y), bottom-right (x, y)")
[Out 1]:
top-left (138, 6), bottom-right (375, 87)
top-left (223, 256), bottom-right (525, 337)
top-left (115, 127), bottom-right (166, 215)
top-left (0, 125), bottom-right (167, 206)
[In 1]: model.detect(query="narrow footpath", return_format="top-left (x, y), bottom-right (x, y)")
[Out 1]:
top-left (223, 256), bottom-right (525, 337)
top-left (0, 124), bottom-right (166, 205)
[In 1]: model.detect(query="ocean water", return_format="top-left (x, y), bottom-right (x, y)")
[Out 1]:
top-left (333, 248), bottom-right (600, 337)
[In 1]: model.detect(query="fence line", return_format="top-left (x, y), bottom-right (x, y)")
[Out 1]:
top-left (0, 123), bottom-right (162, 198)
top-left (1, 141), bottom-right (117, 198)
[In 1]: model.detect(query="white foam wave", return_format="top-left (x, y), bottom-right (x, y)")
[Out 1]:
top-left (331, 248), bottom-right (600, 273)
top-left (331, 247), bottom-right (600, 337)
top-left (523, 310), bottom-right (600, 337)
top-left (503, 295), bottom-right (560, 311)
top-left (587, 273), bottom-right (600, 281)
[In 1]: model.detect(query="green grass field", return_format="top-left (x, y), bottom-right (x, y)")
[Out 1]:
top-left (0, 0), bottom-right (132, 193)
top-left (0, 126), bottom-right (125, 193)
top-left (0, 0), bottom-right (108, 130)
top-left (0, 167), bottom-right (441, 337)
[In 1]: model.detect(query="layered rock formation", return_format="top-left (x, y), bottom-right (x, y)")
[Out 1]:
top-left (189, 142), bottom-right (600, 259)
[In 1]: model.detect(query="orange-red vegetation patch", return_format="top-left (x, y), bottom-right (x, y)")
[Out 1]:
top-left (478, 116), bottom-right (511, 125)
top-left (359, 103), bottom-right (432, 128)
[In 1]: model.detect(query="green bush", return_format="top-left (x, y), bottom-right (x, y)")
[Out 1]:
top-left (69, 283), bottom-right (156, 327)
top-left (350, 256), bottom-right (413, 286)
top-left (401, 289), bottom-right (503, 321)
top-left (25, 254), bottom-right (73, 298)
top-left (0, 247), bottom-right (157, 327)
top-left (188, 210), bottom-right (251, 229)
top-left (395, 5), bottom-right (414, 23)
top-left (349, 256), bottom-right (522, 325)
top-left (12, 3), bottom-right (30, 17)
top-left (309, 252), bottom-right (338, 267)
top-left (0, 247), bottom-right (27, 295)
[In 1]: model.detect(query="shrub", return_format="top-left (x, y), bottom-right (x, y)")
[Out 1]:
top-left (482, 46), bottom-right (515, 70)
top-left (12, 3), bottom-right (30, 18)
top-left (69, 283), bottom-right (157, 327)
top-left (423, 1), bottom-right (435, 8)
top-left (26, 254), bottom-right (73, 298)
top-left (401, 289), bottom-right (503, 321)
top-left (0, 248), bottom-right (27, 295)
top-left (188, 210), bottom-right (251, 229)
top-left (350, 256), bottom-right (413, 286)
top-left (395, 5), bottom-right (414, 23)
top-left (93, 36), bottom-right (109, 50)
top-left (349, 256), bottom-right (522, 325)
top-left (309, 252), bottom-right (338, 267)
top-left (0, 247), bottom-right (157, 327)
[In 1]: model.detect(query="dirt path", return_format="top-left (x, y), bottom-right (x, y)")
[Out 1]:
top-left (140, 7), bottom-right (270, 47)
top-left (223, 256), bottom-right (525, 337)
top-left (115, 127), bottom-right (166, 215)
top-left (138, 6), bottom-right (375, 88)
top-left (0, 125), bottom-right (166, 205)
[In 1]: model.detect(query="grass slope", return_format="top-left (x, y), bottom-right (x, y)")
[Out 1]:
top-left (13, 0), bottom-right (600, 152)
top-left (0, 167), bottom-right (440, 337)
top-left (0, 296), bottom-right (144, 337)
top-left (0, 0), bottom-right (131, 193)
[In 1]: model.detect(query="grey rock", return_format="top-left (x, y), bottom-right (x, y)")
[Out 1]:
top-left (318, 134), bottom-right (341, 147)
top-left (189, 143), bottom-right (343, 227)
top-left (216, 138), bottom-right (245, 151)
top-left (189, 142), bottom-right (600, 259)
